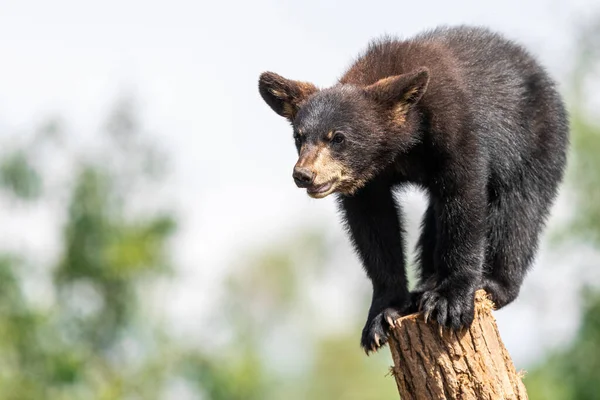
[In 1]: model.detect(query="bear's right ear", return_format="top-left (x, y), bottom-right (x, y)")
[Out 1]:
top-left (258, 72), bottom-right (318, 121)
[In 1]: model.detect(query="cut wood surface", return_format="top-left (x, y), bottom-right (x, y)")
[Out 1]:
top-left (388, 290), bottom-right (528, 400)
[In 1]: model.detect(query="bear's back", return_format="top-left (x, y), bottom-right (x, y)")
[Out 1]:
top-left (341, 26), bottom-right (567, 181)
top-left (341, 26), bottom-right (546, 103)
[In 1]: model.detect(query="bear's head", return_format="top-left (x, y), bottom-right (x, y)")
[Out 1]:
top-left (258, 68), bottom-right (429, 198)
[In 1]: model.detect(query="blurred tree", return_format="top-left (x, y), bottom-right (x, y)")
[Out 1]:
top-left (526, 19), bottom-right (600, 400)
top-left (0, 99), bottom-right (199, 399)
top-left (0, 150), bottom-right (42, 200)
top-left (183, 229), bottom-right (399, 400)
top-left (526, 290), bottom-right (600, 400)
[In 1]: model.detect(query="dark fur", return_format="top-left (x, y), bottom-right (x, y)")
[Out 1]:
top-left (258, 26), bottom-right (569, 354)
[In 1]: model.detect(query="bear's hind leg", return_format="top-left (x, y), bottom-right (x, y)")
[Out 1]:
top-left (483, 185), bottom-right (551, 309)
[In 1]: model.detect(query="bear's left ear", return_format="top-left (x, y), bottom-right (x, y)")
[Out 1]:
top-left (364, 67), bottom-right (430, 124)
top-left (258, 72), bottom-right (318, 121)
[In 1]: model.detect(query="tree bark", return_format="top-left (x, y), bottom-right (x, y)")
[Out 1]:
top-left (388, 290), bottom-right (528, 400)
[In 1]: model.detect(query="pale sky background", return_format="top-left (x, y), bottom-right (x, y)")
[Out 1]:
top-left (1, 0), bottom-right (600, 369)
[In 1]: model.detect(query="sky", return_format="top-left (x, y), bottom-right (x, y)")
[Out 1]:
top-left (1, 0), bottom-right (600, 368)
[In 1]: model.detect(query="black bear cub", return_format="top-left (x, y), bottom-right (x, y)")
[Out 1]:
top-left (258, 26), bottom-right (568, 354)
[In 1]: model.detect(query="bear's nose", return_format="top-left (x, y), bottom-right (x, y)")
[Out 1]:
top-left (293, 167), bottom-right (315, 188)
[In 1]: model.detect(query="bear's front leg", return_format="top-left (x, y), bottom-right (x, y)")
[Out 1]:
top-left (418, 177), bottom-right (486, 330)
top-left (338, 183), bottom-right (409, 354)
top-left (361, 290), bottom-right (409, 354)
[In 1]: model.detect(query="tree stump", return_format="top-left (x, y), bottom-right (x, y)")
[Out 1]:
top-left (388, 290), bottom-right (528, 399)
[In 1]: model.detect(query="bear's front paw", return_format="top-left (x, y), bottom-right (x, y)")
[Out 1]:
top-left (419, 284), bottom-right (475, 330)
top-left (360, 307), bottom-right (403, 355)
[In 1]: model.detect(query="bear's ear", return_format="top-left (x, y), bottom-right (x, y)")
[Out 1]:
top-left (364, 67), bottom-right (430, 124)
top-left (258, 72), bottom-right (318, 121)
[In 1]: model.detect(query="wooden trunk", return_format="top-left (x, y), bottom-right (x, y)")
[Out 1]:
top-left (388, 290), bottom-right (528, 400)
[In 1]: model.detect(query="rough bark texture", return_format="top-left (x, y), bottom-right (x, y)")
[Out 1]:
top-left (388, 290), bottom-right (528, 400)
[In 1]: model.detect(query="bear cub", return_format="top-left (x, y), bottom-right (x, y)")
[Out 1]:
top-left (258, 26), bottom-right (568, 354)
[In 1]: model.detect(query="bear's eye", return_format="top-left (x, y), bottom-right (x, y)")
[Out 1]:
top-left (331, 132), bottom-right (345, 145)
top-left (293, 133), bottom-right (303, 145)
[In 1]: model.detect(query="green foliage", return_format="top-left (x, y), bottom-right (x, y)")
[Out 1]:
top-left (527, 290), bottom-right (600, 400)
top-left (563, 113), bottom-right (600, 245)
top-left (183, 351), bottom-right (269, 400)
top-left (54, 165), bottom-right (175, 350)
top-left (525, 20), bottom-right (600, 400)
top-left (0, 101), bottom-right (198, 399)
top-left (526, 112), bottom-right (600, 398)
top-left (305, 335), bottom-right (399, 400)
top-left (556, 20), bottom-right (600, 248)
top-left (201, 230), bottom-right (398, 400)
top-left (0, 150), bottom-right (41, 200)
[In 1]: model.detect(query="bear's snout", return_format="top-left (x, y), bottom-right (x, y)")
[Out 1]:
top-left (293, 166), bottom-right (315, 188)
